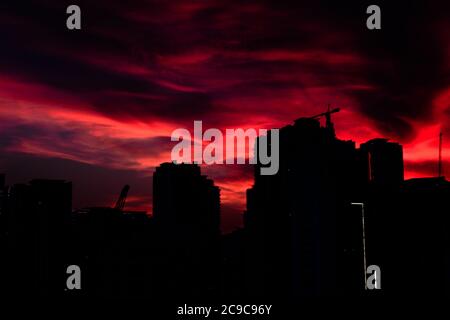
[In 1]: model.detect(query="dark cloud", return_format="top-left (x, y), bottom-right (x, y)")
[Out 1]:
top-left (336, 0), bottom-right (449, 141)
top-left (0, 120), bottom-right (172, 169)
top-left (1, 0), bottom-right (448, 137)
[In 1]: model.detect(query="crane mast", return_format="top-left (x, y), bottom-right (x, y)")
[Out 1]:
top-left (309, 105), bottom-right (341, 136)
top-left (114, 185), bottom-right (130, 211)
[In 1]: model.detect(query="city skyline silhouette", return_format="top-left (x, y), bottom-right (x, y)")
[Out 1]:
top-left (1, 112), bottom-right (450, 298)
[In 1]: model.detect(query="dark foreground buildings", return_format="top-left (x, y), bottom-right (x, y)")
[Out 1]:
top-left (1, 179), bottom-right (72, 296)
top-left (0, 164), bottom-right (222, 298)
top-left (1, 113), bottom-right (450, 298)
top-left (245, 116), bottom-right (362, 297)
top-left (243, 114), bottom-right (450, 297)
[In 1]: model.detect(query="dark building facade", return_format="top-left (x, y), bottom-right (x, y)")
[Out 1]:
top-left (4, 179), bottom-right (72, 296)
top-left (364, 177), bottom-right (450, 296)
top-left (245, 116), bottom-right (363, 297)
top-left (0, 174), bottom-right (6, 228)
top-left (153, 162), bottom-right (221, 297)
top-left (243, 115), bottom-right (450, 297)
top-left (360, 138), bottom-right (404, 187)
top-left (153, 163), bottom-right (220, 236)
top-left (0, 174), bottom-right (7, 288)
top-left (241, 114), bottom-right (450, 298)
top-left (69, 207), bottom-right (153, 298)
top-left (397, 177), bottom-right (450, 295)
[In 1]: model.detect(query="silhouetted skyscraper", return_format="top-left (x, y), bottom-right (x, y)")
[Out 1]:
top-left (245, 116), bottom-right (362, 297)
top-left (153, 162), bottom-right (221, 297)
top-left (153, 163), bottom-right (220, 234)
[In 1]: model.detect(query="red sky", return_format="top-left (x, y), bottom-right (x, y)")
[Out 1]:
top-left (0, 1), bottom-right (449, 232)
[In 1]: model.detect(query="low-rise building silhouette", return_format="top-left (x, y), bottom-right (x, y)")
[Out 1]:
top-left (5, 179), bottom-right (71, 296)
top-left (360, 138), bottom-right (404, 187)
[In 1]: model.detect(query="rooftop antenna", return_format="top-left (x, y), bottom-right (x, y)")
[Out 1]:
top-left (438, 130), bottom-right (443, 177)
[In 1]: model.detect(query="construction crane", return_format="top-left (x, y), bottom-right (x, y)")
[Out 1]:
top-left (309, 105), bottom-right (340, 129)
top-left (114, 185), bottom-right (130, 211)
top-left (306, 105), bottom-right (341, 137)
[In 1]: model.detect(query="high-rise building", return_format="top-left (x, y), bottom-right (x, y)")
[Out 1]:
top-left (245, 115), bottom-right (362, 297)
top-left (152, 162), bottom-right (221, 296)
top-left (153, 163), bottom-right (220, 235)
